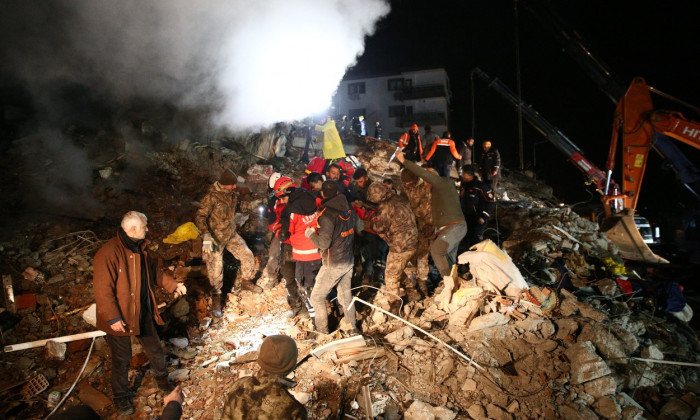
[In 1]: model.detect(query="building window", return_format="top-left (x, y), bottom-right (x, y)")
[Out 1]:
top-left (387, 78), bottom-right (403, 91)
top-left (348, 82), bottom-right (365, 95)
top-left (388, 105), bottom-right (405, 117)
top-left (405, 105), bottom-right (413, 115)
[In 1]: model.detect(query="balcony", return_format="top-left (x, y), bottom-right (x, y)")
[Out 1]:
top-left (396, 112), bottom-right (447, 128)
top-left (394, 85), bottom-right (446, 101)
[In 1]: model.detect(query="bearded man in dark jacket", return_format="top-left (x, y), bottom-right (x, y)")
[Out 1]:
top-left (305, 181), bottom-right (364, 335)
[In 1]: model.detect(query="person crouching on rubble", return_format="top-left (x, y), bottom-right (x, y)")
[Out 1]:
top-left (365, 183), bottom-right (419, 312)
top-left (221, 335), bottom-right (307, 420)
top-left (395, 150), bottom-right (467, 284)
top-left (195, 169), bottom-right (262, 318)
top-left (305, 181), bottom-right (363, 335)
top-left (94, 211), bottom-right (187, 416)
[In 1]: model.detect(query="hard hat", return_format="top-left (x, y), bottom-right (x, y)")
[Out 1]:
top-left (273, 176), bottom-right (296, 197)
top-left (268, 172), bottom-right (282, 189)
top-left (410, 124), bottom-right (419, 131)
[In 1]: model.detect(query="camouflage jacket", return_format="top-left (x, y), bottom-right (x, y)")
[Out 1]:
top-left (367, 183), bottom-right (417, 253)
top-left (221, 371), bottom-right (307, 420)
top-left (401, 179), bottom-right (433, 231)
top-left (194, 182), bottom-right (237, 245)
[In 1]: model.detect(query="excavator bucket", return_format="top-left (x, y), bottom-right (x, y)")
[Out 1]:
top-left (600, 210), bottom-right (668, 264)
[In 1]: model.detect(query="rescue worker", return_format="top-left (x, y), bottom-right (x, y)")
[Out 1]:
top-left (424, 131), bottom-right (462, 177)
top-left (195, 169), bottom-right (261, 318)
top-left (263, 176), bottom-right (306, 317)
top-left (480, 140), bottom-right (501, 195)
top-left (395, 150), bottom-right (467, 281)
top-left (400, 169), bottom-right (434, 296)
top-left (374, 121), bottom-right (383, 139)
top-left (260, 172), bottom-right (283, 288)
top-left (348, 168), bottom-right (386, 285)
top-left (460, 164), bottom-right (496, 247)
top-left (305, 181), bottom-right (363, 335)
top-left (221, 335), bottom-right (307, 420)
top-left (315, 115), bottom-right (347, 160)
top-left (398, 124), bottom-right (423, 162)
top-left (460, 137), bottom-right (475, 166)
top-left (366, 183), bottom-right (419, 310)
top-left (94, 211), bottom-right (185, 415)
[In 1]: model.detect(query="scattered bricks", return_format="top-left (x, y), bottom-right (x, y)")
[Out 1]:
top-left (565, 341), bottom-right (611, 385)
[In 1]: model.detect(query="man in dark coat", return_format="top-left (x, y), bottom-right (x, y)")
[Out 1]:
top-left (94, 211), bottom-right (186, 415)
top-left (305, 181), bottom-right (363, 334)
top-left (460, 164), bottom-right (496, 247)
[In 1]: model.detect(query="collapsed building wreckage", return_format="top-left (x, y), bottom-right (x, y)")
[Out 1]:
top-left (1, 121), bottom-right (699, 420)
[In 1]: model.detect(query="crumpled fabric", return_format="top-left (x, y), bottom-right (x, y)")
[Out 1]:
top-left (458, 240), bottom-right (528, 298)
top-left (163, 222), bottom-right (200, 244)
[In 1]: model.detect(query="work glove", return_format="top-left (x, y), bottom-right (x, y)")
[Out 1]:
top-left (477, 217), bottom-right (485, 225)
top-left (174, 283), bottom-right (187, 297)
top-left (202, 233), bottom-right (216, 252)
top-left (305, 226), bottom-right (315, 238)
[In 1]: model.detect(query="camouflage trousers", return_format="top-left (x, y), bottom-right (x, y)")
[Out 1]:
top-left (414, 234), bottom-right (434, 282)
top-left (384, 248), bottom-right (416, 297)
top-left (203, 232), bottom-right (255, 293)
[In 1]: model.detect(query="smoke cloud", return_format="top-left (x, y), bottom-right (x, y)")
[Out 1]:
top-left (1, 0), bottom-right (390, 128)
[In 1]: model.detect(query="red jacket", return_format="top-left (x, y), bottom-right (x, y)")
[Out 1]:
top-left (289, 212), bottom-right (321, 261)
top-left (268, 200), bottom-right (287, 241)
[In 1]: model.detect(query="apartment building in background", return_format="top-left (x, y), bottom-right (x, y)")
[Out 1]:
top-left (333, 68), bottom-right (451, 142)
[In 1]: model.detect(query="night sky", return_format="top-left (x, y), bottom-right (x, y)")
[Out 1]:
top-left (348, 0), bottom-right (700, 221)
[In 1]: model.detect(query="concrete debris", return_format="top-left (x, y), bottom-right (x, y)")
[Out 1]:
top-left (0, 131), bottom-right (697, 419)
top-left (404, 400), bottom-right (456, 420)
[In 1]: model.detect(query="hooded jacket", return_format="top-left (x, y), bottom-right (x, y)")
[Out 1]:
top-left (366, 183), bottom-right (418, 253)
top-left (308, 194), bottom-right (362, 267)
top-left (93, 231), bottom-right (178, 336)
top-left (194, 182), bottom-right (238, 245)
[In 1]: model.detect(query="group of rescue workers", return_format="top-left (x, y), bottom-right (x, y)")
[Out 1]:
top-left (91, 116), bottom-right (504, 419)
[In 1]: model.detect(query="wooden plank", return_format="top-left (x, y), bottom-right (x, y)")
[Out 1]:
top-left (311, 335), bottom-right (366, 359)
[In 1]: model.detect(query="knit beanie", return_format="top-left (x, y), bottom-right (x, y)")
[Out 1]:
top-left (257, 335), bottom-right (297, 376)
top-left (219, 169), bottom-right (238, 186)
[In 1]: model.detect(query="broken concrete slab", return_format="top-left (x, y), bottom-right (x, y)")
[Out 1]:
top-left (565, 341), bottom-right (611, 385)
top-left (404, 400), bottom-right (456, 420)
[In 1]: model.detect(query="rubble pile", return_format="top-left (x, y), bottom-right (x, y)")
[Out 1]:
top-left (1, 128), bottom-right (699, 419)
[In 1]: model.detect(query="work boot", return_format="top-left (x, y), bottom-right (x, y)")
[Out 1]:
top-left (239, 279), bottom-right (263, 294)
top-left (210, 294), bottom-right (223, 318)
top-left (404, 284), bottom-right (421, 302)
top-left (114, 397), bottom-right (134, 416)
top-left (417, 280), bottom-right (429, 297)
top-left (155, 375), bottom-right (175, 393)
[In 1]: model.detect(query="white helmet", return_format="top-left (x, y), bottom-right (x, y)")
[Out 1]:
top-left (268, 172), bottom-right (282, 189)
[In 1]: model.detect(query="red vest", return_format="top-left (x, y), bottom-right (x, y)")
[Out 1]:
top-left (289, 213), bottom-right (321, 261)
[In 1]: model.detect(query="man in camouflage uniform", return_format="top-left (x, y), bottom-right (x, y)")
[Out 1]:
top-left (195, 169), bottom-right (262, 317)
top-left (222, 335), bottom-right (306, 420)
top-left (400, 168), bottom-right (434, 297)
top-left (366, 183), bottom-right (418, 310)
